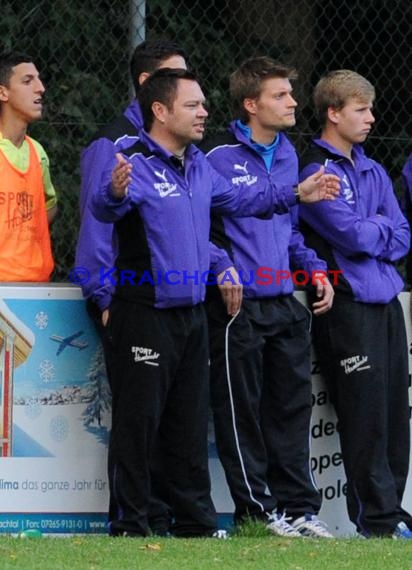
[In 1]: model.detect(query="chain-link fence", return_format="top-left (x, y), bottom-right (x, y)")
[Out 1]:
top-left (1, 0), bottom-right (411, 281)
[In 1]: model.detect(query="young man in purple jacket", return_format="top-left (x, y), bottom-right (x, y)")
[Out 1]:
top-left (299, 70), bottom-right (412, 539)
top-left (201, 56), bottom-right (334, 538)
top-left (91, 68), bottom-right (340, 538)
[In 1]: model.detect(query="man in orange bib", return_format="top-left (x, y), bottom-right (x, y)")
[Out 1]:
top-left (0, 51), bottom-right (57, 281)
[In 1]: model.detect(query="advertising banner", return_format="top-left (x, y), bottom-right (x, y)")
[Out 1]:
top-left (0, 285), bottom-right (109, 534)
top-left (0, 286), bottom-right (411, 536)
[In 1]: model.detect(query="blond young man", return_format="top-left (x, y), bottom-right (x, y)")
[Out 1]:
top-left (299, 70), bottom-right (412, 538)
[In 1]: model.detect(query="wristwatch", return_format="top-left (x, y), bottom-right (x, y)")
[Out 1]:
top-left (293, 184), bottom-right (300, 203)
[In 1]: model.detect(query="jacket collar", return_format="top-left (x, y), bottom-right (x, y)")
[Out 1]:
top-left (124, 99), bottom-right (144, 130)
top-left (229, 120), bottom-right (293, 159)
top-left (138, 129), bottom-right (201, 167)
top-left (313, 138), bottom-right (372, 171)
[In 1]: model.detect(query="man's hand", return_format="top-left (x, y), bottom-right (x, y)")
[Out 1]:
top-left (312, 273), bottom-right (334, 315)
top-left (217, 266), bottom-right (243, 316)
top-left (298, 166), bottom-right (340, 203)
top-left (111, 153), bottom-right (132, 199)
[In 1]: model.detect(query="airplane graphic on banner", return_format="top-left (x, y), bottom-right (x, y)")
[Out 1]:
top-left (50, 331), bottom-right (88, 355)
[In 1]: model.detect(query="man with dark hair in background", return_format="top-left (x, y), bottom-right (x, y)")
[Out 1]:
top-left (76, 39), bottom-right (187, 334)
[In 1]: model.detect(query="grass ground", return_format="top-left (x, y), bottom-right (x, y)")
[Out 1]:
top-left (1, 524), bottom-right (412, 570)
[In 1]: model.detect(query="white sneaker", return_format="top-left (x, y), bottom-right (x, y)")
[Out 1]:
top-left (291, 514), bottom-right (334, 538)
top-left (212, 529), bottom-right (229, 539)
top-left (266, 512), bottom-right (302, 537)
top-left (392, 521), bottom-right (412, 539)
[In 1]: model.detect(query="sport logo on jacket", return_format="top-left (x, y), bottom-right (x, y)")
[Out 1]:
top-left (341, 174), bottom-right (354, 204)
top-left (232, 161), bottom-right (258, 187)
top-left (154, 169), bottom-right (181, 198)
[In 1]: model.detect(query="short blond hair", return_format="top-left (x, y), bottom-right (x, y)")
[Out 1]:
top-left (314, 70), bottom-right (375, 127)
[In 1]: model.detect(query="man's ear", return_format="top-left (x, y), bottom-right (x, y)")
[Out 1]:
top-left (243, 98), bottom-right (257, 116)
top-left (0, 85), bottom-right (9, 102)
top-left (138, 71), bottom-right (150, 86)
top-left (151, 101), bottom-right (167, 124)
top-left (327, 106), bottom-right (340, 125)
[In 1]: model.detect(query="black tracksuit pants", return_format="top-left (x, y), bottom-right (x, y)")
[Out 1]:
top-left (207, 295), bottom-right (321, 524)
top-left (87, 299), bottom-right (172, 534)
top-left (311, 295), bottom-right (412, 536)
top-left (106, 299), bottom-right (217, 537)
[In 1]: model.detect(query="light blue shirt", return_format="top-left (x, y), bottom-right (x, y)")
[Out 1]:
top-left (235, 120), bottom-right (279, 171)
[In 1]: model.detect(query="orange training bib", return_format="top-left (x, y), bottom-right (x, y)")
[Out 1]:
top-left (0, 136), bottom-right (54, 281)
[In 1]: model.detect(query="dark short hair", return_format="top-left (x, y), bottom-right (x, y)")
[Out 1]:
top-left (130, 39), bottom-right (187, 95)
top-left (0, 51), bottom-right (34, 86)
top-left (137, 67), bottom-right (197, 131)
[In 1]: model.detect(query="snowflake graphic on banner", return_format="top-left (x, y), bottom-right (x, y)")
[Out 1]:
top-left (39, 359), bottom-right (55, 383)
top-left (50, 415), bottom-right (69, 442)
top-left (34, 310), bottom-right (49, 330)
top-left (25, 398), bottom-right (42, 419)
